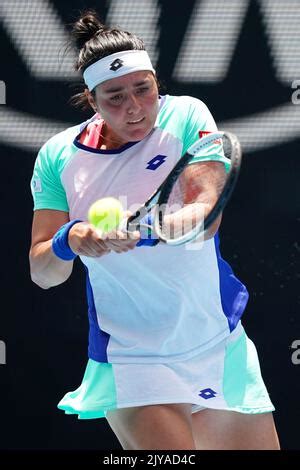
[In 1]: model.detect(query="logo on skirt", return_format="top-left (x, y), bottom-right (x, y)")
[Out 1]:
top-left (198, 388), bottom-right (217, 399)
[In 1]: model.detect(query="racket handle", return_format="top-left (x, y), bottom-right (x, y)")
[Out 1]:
top-left (136, 213), bottom-right (159, 246)
top-left (136, 237), bottom-right (159, 247)
top-left (121, 213), bottom-right (159, 247)
top-left (136, 238), bottom-right (159, 247)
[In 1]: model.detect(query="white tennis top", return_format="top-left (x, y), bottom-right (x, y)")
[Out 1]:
top-left (31, 95), bottom-right (248, 364)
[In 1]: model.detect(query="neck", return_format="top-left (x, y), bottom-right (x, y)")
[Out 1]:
top-left (98, 123), bottom-right (126, 150)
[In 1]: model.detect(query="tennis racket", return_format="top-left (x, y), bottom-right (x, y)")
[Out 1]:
top-left (124, 130), bottom-right (242, 246)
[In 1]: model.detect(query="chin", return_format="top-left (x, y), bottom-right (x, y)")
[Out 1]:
top-left (130, 126), bottom-right (153, 142)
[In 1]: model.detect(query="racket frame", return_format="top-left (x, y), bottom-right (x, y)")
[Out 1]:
top-left (126, 131), bottom-right (242, 245)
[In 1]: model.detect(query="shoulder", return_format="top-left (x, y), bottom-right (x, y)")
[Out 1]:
top-left (158, 95), bottom-right (214, 130)
top-left (160, 94), bottom-right (211, 115)
top-left (156, 95), bottom-right (216, 141)
top-left (39, 123), bottom-right (81, 158)
top-left (35, 119), bottom-right (91, 173)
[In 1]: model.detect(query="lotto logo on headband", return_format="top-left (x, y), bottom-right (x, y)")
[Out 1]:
top-left (83, 50), bottom-right (155, 90)
top-left (110, 58), bottom-right (124, 71)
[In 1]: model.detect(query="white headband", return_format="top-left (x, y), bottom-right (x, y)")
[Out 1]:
top-left (83, 50), bottom-right (155, 91)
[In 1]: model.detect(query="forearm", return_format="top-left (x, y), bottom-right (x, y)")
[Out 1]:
top-left (29, 239), bottom-right (73, 289)
top-left (163, 204), bottom-right (222, 241)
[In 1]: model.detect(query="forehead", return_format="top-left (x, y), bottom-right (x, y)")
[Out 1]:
top-left (97, 70), bottom-right (154, 93)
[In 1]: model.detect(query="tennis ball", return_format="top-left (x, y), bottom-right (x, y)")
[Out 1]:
top-left (88, 197), bottom-right (123, 233)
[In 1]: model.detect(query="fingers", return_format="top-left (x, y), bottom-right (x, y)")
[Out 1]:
top-left (102, 229), bottom-right (140, 253)
top-left (68, 222), bottom-right (141, 257)
top-left (123, 210), bottom-right (133, 218)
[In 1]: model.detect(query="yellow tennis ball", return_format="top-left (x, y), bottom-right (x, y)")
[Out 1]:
top-left (88, 197), bottom-right (123, 233)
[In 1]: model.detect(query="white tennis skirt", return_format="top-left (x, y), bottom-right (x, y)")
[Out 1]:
top-left (57, 324), bottom-right (275, 419)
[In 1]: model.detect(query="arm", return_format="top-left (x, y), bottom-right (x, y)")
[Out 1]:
top-left (29, 209), bottom-right (141, 290)
top-left (179, 97), bottom-right (227, 239)
top-left (184, 160), bottom-right (224, 239)
top-left (163, 161), bottom-right (224, 241)
top-left (29, 210), bottom-right (74, 289)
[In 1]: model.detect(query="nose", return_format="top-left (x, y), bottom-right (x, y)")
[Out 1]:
top-left (126, 93), bottom-right (142, 115)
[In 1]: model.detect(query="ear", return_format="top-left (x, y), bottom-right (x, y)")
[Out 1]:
top-left (85, 89), bottom-right (98, 113)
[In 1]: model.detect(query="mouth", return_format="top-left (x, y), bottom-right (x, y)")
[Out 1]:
top-left (127, 117), bottom-right (145, 125)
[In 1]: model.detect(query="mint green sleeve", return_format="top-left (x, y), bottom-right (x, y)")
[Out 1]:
top-left (182, 98), bottom-right (218, 154)
top-left (30, 142), bottom-right (69, 212)
top-left (182, 98), bottom-right (230, 171)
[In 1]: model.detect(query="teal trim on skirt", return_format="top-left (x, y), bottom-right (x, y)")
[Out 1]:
top-left (58, 327), bottom-right (275, 419)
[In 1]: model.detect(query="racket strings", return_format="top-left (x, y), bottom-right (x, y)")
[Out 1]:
top-left (158, 136), bottom-right (232, 241)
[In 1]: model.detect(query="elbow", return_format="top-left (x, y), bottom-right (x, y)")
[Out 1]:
top-left (29, 246), bottom-right (73, 289)
top-left (29, 254), bottom-right (50, 289)
top-left (30, 271), bottom-right (69, 289)
top-left (30, 272), bottom-right (52, 290)
top-left (30, 270), bottom-right (71, 290)
top-left (30, 268), bottom-right (53, 289)
top-left (204, 229), bottom-right (218, 241)
top-left (204, 214), bottom-right (222, 240)
top-left (29, 258), bottom-right (71, 289)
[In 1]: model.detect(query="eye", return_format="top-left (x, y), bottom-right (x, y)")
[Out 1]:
top-left (110, 94), bottom-right (123, 104)
top-left (136, 87), bottom-right (149, 94)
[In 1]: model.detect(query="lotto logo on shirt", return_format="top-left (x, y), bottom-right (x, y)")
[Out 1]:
top-left (146, 154), bottom-right (167, 171)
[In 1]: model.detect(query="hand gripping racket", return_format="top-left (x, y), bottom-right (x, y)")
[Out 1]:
top-left (124, 131), bottom-right (242, 246)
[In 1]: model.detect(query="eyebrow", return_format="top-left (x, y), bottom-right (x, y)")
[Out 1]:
top-left (103, 80), bottom-right (150, 94)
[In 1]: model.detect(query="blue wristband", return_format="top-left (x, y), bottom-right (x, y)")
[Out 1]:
top-left (136, 213), bottom-right (160, 247)
top-left (52, 219), bottom-right (83, 261)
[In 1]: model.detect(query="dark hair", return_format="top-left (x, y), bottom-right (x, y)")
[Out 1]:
top-left (70, 10), bottom-right (147, 109)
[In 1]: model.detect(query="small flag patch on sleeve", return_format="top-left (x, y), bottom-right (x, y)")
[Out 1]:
top-left (32, 178), bottom-right (42, 193)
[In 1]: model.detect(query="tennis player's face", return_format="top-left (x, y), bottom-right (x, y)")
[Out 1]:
top-left (93, 71), bottom-right (159, 146)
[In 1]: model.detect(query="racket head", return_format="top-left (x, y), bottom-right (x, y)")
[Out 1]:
top-left (153, 131), bottom-right (242, 245)
top-left (125, 132), bottom-right (225, 232)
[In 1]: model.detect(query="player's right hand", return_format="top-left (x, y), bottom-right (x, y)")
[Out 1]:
top-left (68, 220), bottom-right (140, 258)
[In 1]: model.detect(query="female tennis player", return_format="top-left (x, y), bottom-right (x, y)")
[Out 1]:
top-left (29, 10), bottom-right (280, 450)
